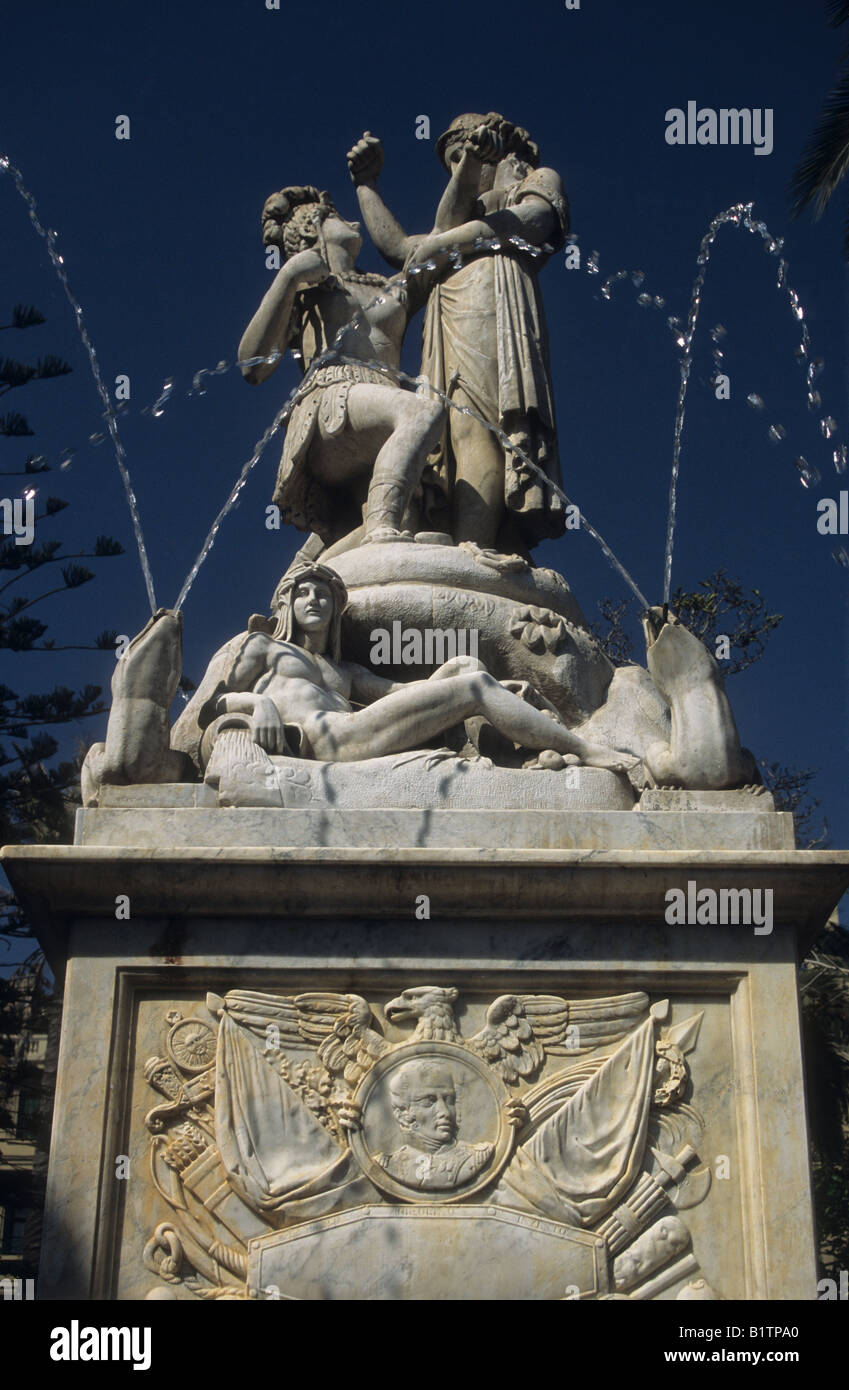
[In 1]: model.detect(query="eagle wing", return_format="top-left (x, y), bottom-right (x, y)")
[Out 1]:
top-left (316, 1002), bottom-right (393, 1087)
top-left (467, 991), bottom-right (649, 1083)
top-left (217, 989), bottom-right (389, 1084)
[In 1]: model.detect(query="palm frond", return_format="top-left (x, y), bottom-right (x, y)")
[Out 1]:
top-left (827, 0), bottom-right (849, 28)
top-left (790, 68), bottom-right (849, 217)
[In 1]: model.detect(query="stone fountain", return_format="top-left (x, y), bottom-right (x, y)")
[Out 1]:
top-left (3, 110), bottom-right (847, 1302)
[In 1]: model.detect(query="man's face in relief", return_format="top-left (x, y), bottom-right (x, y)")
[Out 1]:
top-left (391, 1062), bottom-right (459, 1150)
top-left (292, 579), bottom-right (334, 635)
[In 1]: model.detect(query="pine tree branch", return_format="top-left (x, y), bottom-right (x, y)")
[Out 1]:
top-left (1, 579), bottom-right (95, 619)
top-left (2, 644), bottom-right (114, 654)
top-left (0, 551), bottom-right (120, 596)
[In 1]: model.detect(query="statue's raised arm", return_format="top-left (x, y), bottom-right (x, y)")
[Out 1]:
top-left (346, 132), bottom-right (422, 270)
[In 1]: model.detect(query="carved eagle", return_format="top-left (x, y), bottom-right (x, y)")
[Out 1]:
top-left (384, 985), bottom-right (650, 1084)
top-left (385, 986), bottom-right (463, 1041)
top-left (210, 986), bottom-right (650, 1088)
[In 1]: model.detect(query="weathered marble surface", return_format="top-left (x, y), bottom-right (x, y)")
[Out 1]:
top-left (205, 752), bottom-right (639, 813)
top-left (642, 608), bottom-right (758, 791)
top-left (639, 787), bottom-right (775, 813)
top-left (81, 610), bottom-right (193, 802)
top-left (5, 844), bottom-right (846, 954)
top-left (4, 824), bottom-right (847, 1302)
top-left (249, 1206), bottom-right (608, 1300)
top-left (330, 535), bottom-right (587, 620)
top-left (8, 889), bottom-right (833, 1302)
top-left (331, 539), bottom-right (615, 726)
top-left (73, 804), bottom-right (794, 852)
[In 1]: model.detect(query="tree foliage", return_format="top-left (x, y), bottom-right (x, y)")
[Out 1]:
top-left (790, 1), bottom-right (849, 257)
top-left (592, 569), bottom-right (782, 675)
top-left (1, 304), bottom-right (122, 934)
top-left (1, 303), bottom-right (121, 1273)
top-left (799, 916), bottom-right (849, 1273)
top-left (0, 952), bottom-right (49, 1133)
top-left (0, 950), bottom-right (56, 1278)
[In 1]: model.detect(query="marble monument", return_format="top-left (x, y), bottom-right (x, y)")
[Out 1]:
top-left (3, 109), bottom-right (847, 1302)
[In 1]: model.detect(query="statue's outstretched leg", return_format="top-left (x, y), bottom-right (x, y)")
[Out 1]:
top-left (304, 668), bottom-right (637, 772)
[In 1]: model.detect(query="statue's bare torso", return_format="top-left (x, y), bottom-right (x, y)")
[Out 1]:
top-left (232, 634), bottom-right (355, 726)
top-left (220, 630), bottom-right (636, 772)
top-left (300, 279), bottom-right (406, 370)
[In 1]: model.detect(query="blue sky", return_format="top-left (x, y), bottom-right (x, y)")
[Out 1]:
top-left (1, 0), bottom-right (847, 899)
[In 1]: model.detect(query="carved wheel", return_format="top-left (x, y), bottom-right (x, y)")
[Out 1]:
top-left (167, 1018), bottom-right (217, 1073)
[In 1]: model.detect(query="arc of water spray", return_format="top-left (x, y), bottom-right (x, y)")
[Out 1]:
top-left (661, 202), bottom-right (757, 607)
top-left (4, 154), bottom-right (838, 619)
top-left (172, 397), bottom-right (289, 613)
top-left (172, 345), bottom-right (351, 611)
top-left (0, 155), bottom-right (157, 614)
top-left (0, 163), bottom-right (656, 618)
top-left (659, 201), bottom-right (845, 602)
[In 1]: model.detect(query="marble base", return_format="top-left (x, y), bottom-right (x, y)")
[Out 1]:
top-left (3, 824), bottom-right (847, 1303)
top-left (248, 1206), bottom-right (609, 1301)
top-left (73, 798), bottom-right (794, 853)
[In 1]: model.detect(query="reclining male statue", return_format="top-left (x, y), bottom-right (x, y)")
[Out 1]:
top-left (171, 563), bottom-right (637, 776)
top-left (82, 566), bottom-right (763, 804)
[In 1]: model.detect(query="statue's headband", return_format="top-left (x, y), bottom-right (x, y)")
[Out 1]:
top-left (271, 562), bottom-right (348, 614)
top-left (436, 112), bottom-right (540, 171)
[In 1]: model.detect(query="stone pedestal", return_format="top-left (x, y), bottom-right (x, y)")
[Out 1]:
top-left (3, 802), bottom-right (847, 1302)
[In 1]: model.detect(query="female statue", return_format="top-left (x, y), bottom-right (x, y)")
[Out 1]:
top-left (347, 114), bottom-right (569, 552)
top-left (238, 186), bottom-right (441, 552)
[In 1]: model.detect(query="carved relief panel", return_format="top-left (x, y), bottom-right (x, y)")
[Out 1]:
top-left (116, 977), bottom-right (735, 1301)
